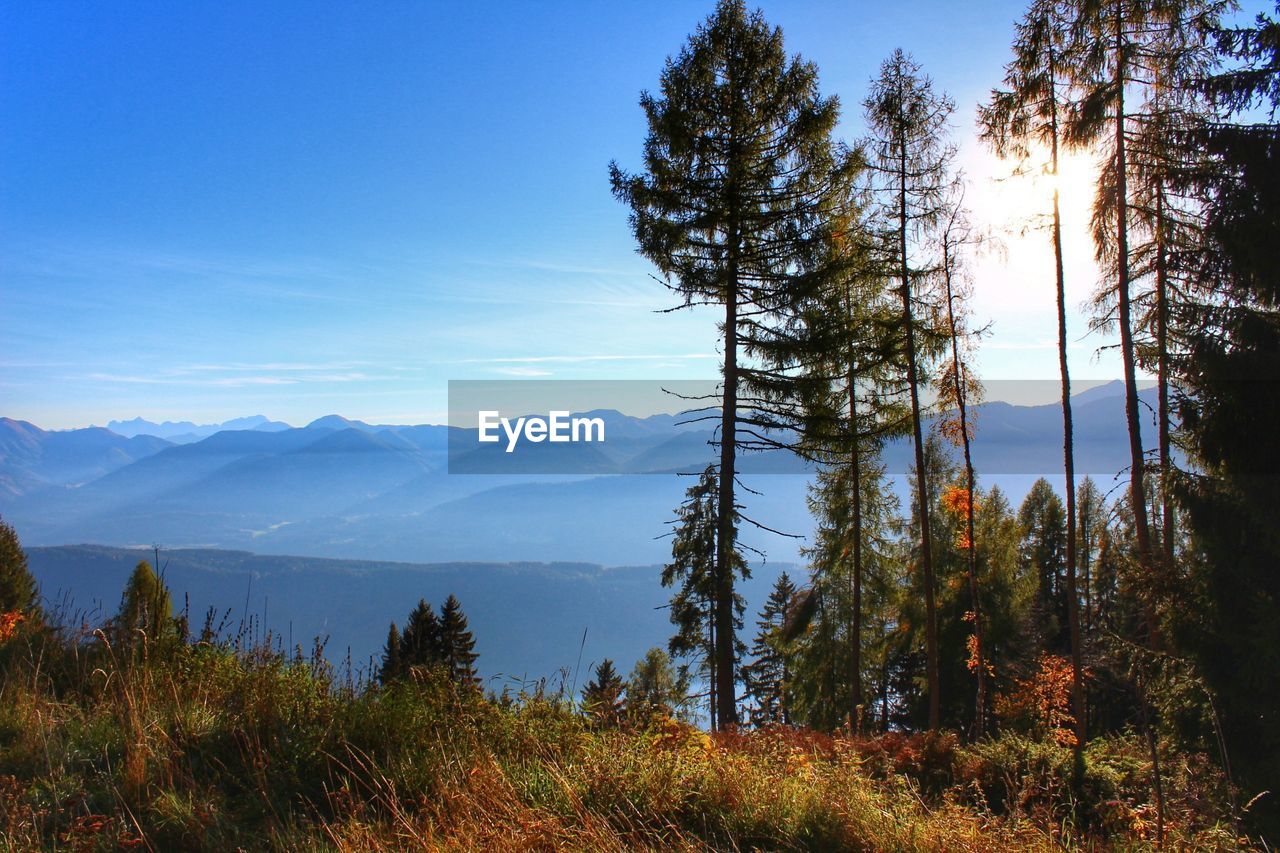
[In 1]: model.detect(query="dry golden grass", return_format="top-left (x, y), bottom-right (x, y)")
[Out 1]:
top-left (0, 622), bottom-right (1250, 851)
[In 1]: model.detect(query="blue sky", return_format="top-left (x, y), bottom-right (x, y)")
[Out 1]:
top-left (2, 1), bottom-right (1265, 429)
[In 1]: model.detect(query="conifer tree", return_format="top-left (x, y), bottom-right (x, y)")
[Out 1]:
top-left (398, 599), bottom-right (444, 674)
top-left (934, 201), bottom-right (991, 734)
top-left (662, 465), bottom-right (746, 726)
top-left (863, 49), bottom-right (955, 730)
top-left (1065, 0), bottom-right (1223, 631)
top-left (979, 0), bottom-right (1086, 759)
top-left (1172, 8), bottom-right (1280, 833)
top-left (794, 201), bottom-right (904, 731)
top-left (115, 560), bottom-right (177, 651)
top-left (379, 622), bottom-right (402, 684)
top-left (581, 658), bottom-right (626, 728)
top-left (612, 0), bottom-right (857, 727)
top-left (1076, 476), bottom-right (1107, 636)
top-left (1018, 479), bottom-right (1069, 653)
top-left (0, 515), bottom-right (38, 616)
top-left (439, 595), bottom-right (479, 687)
top-left (742, 572), bottom-right (795, 726)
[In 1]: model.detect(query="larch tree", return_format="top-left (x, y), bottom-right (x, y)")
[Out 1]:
top-left (979, 0), bottom-right (1087, 763)
top-left (934, 199), bottom-right (991, 735)
top-left (863, 48), bottom-right (955, 730)
top-left (1065, 0), bottom-right (1222, 633)
top-left (1067, 3), bottom-right (1228, 826)
top-left (611, 0), bottom-right (856, 728)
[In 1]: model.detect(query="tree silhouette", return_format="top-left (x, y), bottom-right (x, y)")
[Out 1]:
top-left (581, 658), bottom-right (626, 728)
top-left (863, 48), bottom-right (955, 730)
top-left (439, 595), bottom-right (480, 687)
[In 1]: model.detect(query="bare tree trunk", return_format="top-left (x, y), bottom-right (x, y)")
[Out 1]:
top-left (716, 284), bottom-right (739, 729)
top-left (1047, 46), bottom-right (1086, 766)
top-left (847, 286), bottom-right (864, 733)
top-left (899, 141), bottom-right (940, 731)
top-left (1155, 188), bottom-right (1175, 573)
top-left (1113, 5), bottom-right (1164, 836)
top-left (1113, 4), bottom-right (1157, 631)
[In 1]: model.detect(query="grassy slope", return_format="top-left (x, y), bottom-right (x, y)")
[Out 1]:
top-left (0, 624), bottom-right (1245, 851)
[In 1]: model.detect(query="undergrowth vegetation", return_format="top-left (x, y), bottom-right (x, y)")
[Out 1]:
top-left (0, 618), bottom-right (1248, 851)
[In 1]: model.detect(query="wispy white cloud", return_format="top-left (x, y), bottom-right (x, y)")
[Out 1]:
top-left (78, 368), bottom-right (395, 388)
top-left (493, 366), bottom-right (554, 377)
top-left (181, 361), bottom-right (366, 373)
top-left (83, 372), bottom-right (301, 387)
top-left (457, 353), bottom-right (717, 365)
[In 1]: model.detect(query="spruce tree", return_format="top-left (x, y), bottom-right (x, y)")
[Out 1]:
top-left (662, 465), bottom-right (746, 726)
top-left (1076, 476), bottom-right (1107, 636)
top-left (439, 595), bottom-right (479, 687)
top-left (398, 599), bottom-right (444, 674)
top-left (0, 515), bottom-right (38, 615)
top-left (581, 658), bottom-right (626, 728)
top-left (1172, 8), bottom-right (1280, 834)
top-left (1018, 479), bottom-right (1069, 653)
top-left (742, 572), bottom-right (795, 726)
top-left (612, 0), bottom-right (857, 728)
top-left (795, 200), bottom-right (905, 731)
top-left (379, 622), bottom-right (402, 683)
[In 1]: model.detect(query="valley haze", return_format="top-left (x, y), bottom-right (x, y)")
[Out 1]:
top-left (5, 381), bottom-right (1156, 681)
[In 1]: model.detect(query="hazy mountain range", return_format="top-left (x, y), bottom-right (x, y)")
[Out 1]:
top-left (3, 381), bottom-right (1157, 569)
top-left (5, 382), bottom-right (1166, 683)
top-left (104, 414), bottom-right (292, 443)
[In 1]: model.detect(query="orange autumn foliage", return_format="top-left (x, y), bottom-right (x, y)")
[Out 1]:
top-left (941, 485), bottom-right (977, 518)
top-left (941, 486), bottom-right (978, 551)
top-left (995, 653), bottom-right (1083, 748)
top-left (0, 612), bottom-right (23, 643)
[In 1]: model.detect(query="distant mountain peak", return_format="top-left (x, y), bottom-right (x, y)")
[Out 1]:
top-left (1072, 380), bottom-right (1126, 404)
top-left (305, 414), bottom-right (370, 431)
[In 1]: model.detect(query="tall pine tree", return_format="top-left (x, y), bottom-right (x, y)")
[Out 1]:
top-left (863, 49), bottom-right (955, 730)
top-left (612, 0), bottom-right (857, 727)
